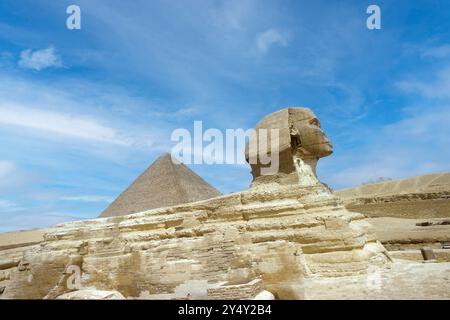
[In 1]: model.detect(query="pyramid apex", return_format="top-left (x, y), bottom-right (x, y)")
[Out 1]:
top-left (157, 152), bottom-right (179, 164)
top-left (159, 152), bottom-right (172, 158)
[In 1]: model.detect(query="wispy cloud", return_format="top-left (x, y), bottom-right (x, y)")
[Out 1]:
top-left (0, 75), bottom-right (165, 152)
top-left (255, 28), bottom-right (289, 54)
top-left (59, 195), bottom-right (113, 203)
top-left (0, 104), bottom-right (132, 145)
top-left (210, 0), bottom-right (256, 31)
top-left (0, 212), bottom-right (85, 233)
top-left (0, 161), bottom-right (34, 192)
top-left (0, 160), bottom-right (15, 178)
top-left (421, 44), bottom-right (450, 59)
top-left (18, 46), bottom-right (62, 71)
top-left (396, 67), bottom-right (450, 98)
top-left (149, 107), bottom-right (199, 119)
top-left (0, 199), bottom-right (25, 212)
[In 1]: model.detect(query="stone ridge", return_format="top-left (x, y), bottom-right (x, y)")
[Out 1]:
top-left (335, 172), bottom-right (450, 219)
top-left (1, 182), bottom-right (390, 299)
top-left (336, 172), bottom-right (450, 198)
top-left (100, 153), bottom-right (222, 218)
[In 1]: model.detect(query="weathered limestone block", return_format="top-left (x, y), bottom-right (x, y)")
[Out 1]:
top-left (421, 247), bottom-right (437, 261)
top-left (0, 270), bottom-right (10, 282)
top-left (56, 289), bottom-right (125, 300)
top-left (207, 279), bottom-right (262, 300)
top-left (253, 290), bottom-right (275, 300)
top-left (3, 246), bottom-right (78, 299)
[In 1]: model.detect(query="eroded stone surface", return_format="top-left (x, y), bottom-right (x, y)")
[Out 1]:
top-left (56, 289), bottom-right (125, 300)
top-left (1, 181), bottom-right (389, 299)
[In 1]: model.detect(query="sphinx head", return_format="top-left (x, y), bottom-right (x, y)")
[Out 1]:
top-left (245, 107), bottom-right (333, 187)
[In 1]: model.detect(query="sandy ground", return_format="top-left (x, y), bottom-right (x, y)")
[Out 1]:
top-left (345, 199), bottom-right (450, 219)
top-left (368, 217), bottom-right (450, 250)
top-left (0, 229), bottom-right (47, 250)
top-left (1, 217), bottom-right (448, 250)
top-left (336, 172), bottom-right (450, 198)
top-left (301, 261), bottom-right (450, 299)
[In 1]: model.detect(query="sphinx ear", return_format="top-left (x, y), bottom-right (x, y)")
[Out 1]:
top-left (290, 125), bottom-right (302, 149)
top-left (290, 134), bottom-right (301, 150)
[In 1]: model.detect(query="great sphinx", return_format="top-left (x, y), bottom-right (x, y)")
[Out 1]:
top-left (0, 107), bottom-right (389, 300)
top-left (246, 107), bottom-right (333, 188)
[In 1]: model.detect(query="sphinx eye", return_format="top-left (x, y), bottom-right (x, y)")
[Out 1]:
top-left (310, 118), bottom-right (320, 126)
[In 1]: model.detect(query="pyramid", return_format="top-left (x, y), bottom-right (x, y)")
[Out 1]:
top-left (99, 153), bottom-right (222, 217)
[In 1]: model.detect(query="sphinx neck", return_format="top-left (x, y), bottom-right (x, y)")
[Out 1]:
top-left (293, 155), bottom-right (320, 187)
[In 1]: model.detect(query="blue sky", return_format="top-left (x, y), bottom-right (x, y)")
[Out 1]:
top-left (0, 0), bottom-right (449, 232)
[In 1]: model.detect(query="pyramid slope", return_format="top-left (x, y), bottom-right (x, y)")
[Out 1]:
top-left (100, 154), bottom-right (221, 217)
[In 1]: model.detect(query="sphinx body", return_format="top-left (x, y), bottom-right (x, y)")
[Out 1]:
top-left (0, 107), bottom-right (390, 300)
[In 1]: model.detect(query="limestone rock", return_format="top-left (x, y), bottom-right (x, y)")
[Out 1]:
top-left (367, 217), bottom-right (450, 252)
top-left (56, 289), bottom-right (125, 300)
top-left (253, 290), bottom-right (275, 300)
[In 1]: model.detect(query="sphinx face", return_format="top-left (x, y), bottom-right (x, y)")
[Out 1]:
top-left (293, 116), bottom-right (333, 158)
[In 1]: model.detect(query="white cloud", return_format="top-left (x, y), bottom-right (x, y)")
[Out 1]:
top-left (211, 0), bottom-right (254, 30)
top-left (421, 44), bottom-right (450, 59)
top-left (0, 161), bottom-right (32, 191)
top-left (0, 75), bottom-right (169, 153)
top-left (0, 161), bottom-right (15, 179)
top-left (396, 67), bottom-right (450, 98)
top-left (384, 107), bottom-right (450, 139)
top-left (396, 79), bottom-right (450, 98)
top-left (256, 28), bottom-right (289, 54)
top-left (0, 104), bottom-right (132, 145)
top-left (60, 195), bottom-right (113, 203)
top-left (149, 107), bottom-right (199, 119)
top-left (18, 46), bottom-right (62, 71)
top-left (0, 199), bottom-right (24, 212)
